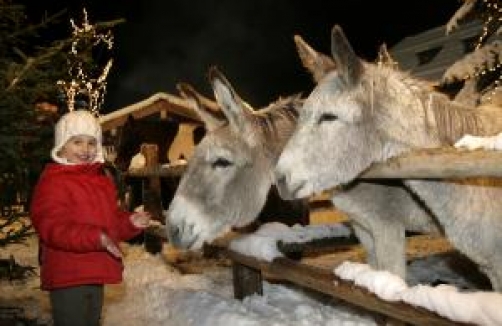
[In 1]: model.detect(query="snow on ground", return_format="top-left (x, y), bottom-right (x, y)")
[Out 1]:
top-left (0, 232), bottom-right (377, 325)
top-left (1, 222), bottom-right (499, 325)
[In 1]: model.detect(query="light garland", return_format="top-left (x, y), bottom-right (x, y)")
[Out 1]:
top-left (460, 0), bottom-right (502, 102)
top-left (57, 8), bottom-right (114, 116)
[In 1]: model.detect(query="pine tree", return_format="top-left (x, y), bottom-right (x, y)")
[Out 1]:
top-left (0, 1), bottom-right (122, 279)
top-left (443, 0), bottom-right (502, 106)
top-left (0, 1), bottom-right (68, 256)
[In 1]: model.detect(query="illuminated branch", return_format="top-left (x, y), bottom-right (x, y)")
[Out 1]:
top-left (6, 17), bottom-right (124, 93)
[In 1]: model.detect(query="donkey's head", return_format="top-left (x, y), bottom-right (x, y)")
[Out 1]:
top-left (276, 25), bottom-right (408, 199)
top-left (166, 68), bottom-right (278, 249)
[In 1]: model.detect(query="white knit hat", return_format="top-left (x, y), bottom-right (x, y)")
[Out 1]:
top-left (51, 110), bottom-right (105, 164)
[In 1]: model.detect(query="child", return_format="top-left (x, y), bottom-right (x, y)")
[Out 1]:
top-left (30, 110), bottom-right (151, 326)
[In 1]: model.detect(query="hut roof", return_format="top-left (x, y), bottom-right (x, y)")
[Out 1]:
top-left (99, 92), bottom-right (202, 132)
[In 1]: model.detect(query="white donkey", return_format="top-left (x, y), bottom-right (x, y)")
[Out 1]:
top-left (167, 63), bottom-right (436, 279)
top-left (166, 67), bottom-right (308, 249)
top-left (275, 25), bottom-right (502, 291)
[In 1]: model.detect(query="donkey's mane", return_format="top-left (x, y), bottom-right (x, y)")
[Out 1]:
top-left (373, 65), bottom-right (483, 145)
top-left (251, 94), bottom-right (302, 156)
top-left (427, 92), bottom-right (482, 144)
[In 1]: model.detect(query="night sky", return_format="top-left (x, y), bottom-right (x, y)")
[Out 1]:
top-left (25, 0), bottom-right (461, 111)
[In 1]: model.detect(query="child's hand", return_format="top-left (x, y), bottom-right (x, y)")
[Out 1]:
top-left (130, 211), bottom-right (152, 229)
top-left (100, 232), bottom-right (123, 258)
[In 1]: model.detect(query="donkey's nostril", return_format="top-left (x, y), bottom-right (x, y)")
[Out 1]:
top-left (166, 224), bottom-right (180, 244)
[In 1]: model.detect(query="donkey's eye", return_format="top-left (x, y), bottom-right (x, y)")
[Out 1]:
top-left (318, 113), bottom-right (338, 124)
top-left (212, 157), bottom-right (232, 169)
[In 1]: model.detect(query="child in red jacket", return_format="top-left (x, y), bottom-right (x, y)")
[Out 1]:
top-left (30, 110), bottom-right (151, 326)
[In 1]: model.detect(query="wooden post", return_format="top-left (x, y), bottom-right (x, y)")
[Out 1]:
top-left (140, 143), bottom-right (164, 254)
top-left (232, 261), bottom-right (263, 299)
top-left (141, 143), bottom-right (163, 219)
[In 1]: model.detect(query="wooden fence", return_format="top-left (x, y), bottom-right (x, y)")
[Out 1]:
top-left (130, 146), bottom-right (501, 325)
top-left (225, 147), bottom-right (501, 326)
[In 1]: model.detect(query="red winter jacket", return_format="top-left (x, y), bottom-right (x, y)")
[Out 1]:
top-left (30, 163), bottom-right (142, 290)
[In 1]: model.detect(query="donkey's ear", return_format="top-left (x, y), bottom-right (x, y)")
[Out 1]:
top-left (177, 82), bottom-right (225, 132)
top-left (178, 82), bottom-right (220, 111)
top-left (294, 35), bottom-right (336, 83)
top-left (376, 43), bottom-right (398, 69)
top-left (330, 25), bottom-right (363, 86)
top-left (208, 66), bottom-right (254, 133)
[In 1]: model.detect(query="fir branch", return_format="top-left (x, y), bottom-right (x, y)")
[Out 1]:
top-left (443, 40), bottom-right (502, 83)
top-left (5, 19), bottom-right (125, 91)
top-left (7, 9), bottom-right (67, 40)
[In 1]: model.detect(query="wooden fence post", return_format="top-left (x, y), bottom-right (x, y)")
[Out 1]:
top-left (232, 261), bottom-right (263, 300)
top-left (140, 143), bottom-right (164, 253)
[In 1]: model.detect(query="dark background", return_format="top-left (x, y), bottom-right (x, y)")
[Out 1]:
top-left (24, 0), bottom-right (461, 110)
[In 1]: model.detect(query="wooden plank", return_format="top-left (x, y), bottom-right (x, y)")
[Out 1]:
top-left (225, 249), bottom-right (471, 326)
top-left (277, 232), bottom-right (359, 255)
top-left (361, 147), bottom-right (502, 179)
top-left (125, 148), bottom-right (502, 180)
top-left (124, 164), bottom-right (186, 178)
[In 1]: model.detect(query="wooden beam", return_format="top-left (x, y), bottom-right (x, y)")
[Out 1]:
top-left (125, 148), bottom-right (502, 180)
top-left (225, 249), bottom-right (470, 326)
top-left (360, 147), bottom-right (502, 179)
top-left (124, 164), bottom-right (187, 178)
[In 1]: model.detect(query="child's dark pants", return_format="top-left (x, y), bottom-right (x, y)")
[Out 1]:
top-left (49, 284), bottom-right (104, 326)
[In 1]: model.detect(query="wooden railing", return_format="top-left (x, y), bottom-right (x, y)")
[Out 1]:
top-left (124, 147), bottom-right (502, 180)
top-left (226, 147), bottom-right (500, 326)
top-left (131, 146), bottom-right (500, 324)
top-left (361, 147), bottom-right (502, 179)
top-left (226, 248), bottom-right (468, 326)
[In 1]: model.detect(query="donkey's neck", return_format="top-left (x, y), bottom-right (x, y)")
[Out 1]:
top-left (371, 67), bottom-right (487, 147)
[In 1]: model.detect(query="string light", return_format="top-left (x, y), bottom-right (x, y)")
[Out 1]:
top-left (57, 8), bottom-right (114, 116)
top-left (460, 0), bottom-right (502, 103)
